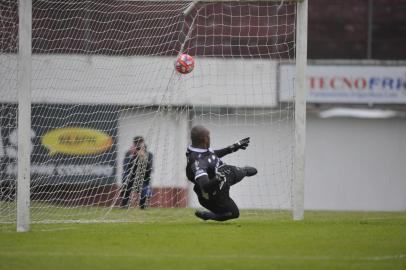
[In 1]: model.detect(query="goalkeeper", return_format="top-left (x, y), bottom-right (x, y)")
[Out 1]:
top-left (186, 125), bottom-right (257, 221)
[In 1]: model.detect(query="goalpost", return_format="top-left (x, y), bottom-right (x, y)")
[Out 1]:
top-left (0, 0), bottom-right (307, 231)
top-left (17, 0), bottom-right (32, 232)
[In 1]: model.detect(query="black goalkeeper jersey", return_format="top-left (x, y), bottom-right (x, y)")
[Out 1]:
top-left (186, 145), bottom-right (224, 185)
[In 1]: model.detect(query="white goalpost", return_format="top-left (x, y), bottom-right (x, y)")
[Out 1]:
top-left (0, 0), bottom-right (307, 230)
top-left (17, 0), bottom-right (32, 232)
top-left (293, 0), bottom-right (307, 221)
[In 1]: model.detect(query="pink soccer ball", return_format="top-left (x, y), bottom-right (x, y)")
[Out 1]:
top-left (175, 53), bottom-right (195, 74)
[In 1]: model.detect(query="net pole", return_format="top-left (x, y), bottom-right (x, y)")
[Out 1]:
top-left (17, 0), bottom-right (32, 232)
top-left (293, 0), bottom-right (307, 221)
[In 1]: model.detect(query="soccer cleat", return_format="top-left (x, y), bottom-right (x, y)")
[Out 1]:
top-left (195, 210), bottom-right (210, 221)
top-left (243, 166), bottom-right (257, 177)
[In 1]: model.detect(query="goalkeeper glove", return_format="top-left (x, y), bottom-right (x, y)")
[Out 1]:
top-left (230, 137), bottom-right (250, 152)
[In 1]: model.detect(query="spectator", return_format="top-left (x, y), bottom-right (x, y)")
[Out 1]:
top-left (119, 136), bottom-right (153, 209)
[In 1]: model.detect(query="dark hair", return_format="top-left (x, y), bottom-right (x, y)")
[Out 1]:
top-left (133, 136), bottom-right (144, 149)
top-left (190, 125), bottom-right (209, 147)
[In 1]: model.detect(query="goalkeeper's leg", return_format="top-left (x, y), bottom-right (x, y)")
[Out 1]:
top-left (195, 197), bottom-right (239, 221)
top-left (195, 188), bottom-right (240, 222)
top-left (217, 164), bottom-right (257, 186)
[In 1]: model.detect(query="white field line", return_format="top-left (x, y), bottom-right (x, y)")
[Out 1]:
top-left (38, 226), bottom-right (75, 232)
top-left (0, 251), bottom-right (404, 261)
top-left (0, 226), bottom-right (76, 232)
top-left (362, 217), bottom-right (406, 221)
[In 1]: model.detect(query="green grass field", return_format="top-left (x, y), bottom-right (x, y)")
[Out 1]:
top-left (0, 209), bottom-right (405, 270)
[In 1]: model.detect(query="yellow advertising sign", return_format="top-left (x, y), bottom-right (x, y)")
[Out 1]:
top-left (42, 127), bottom-right (113, 156)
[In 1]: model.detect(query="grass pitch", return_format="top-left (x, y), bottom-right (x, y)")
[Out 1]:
top-left (0, 210), bottom-right (405, 270)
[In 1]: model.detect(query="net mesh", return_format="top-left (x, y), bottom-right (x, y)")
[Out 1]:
top-left (0, 0), bottom-right (296, 223)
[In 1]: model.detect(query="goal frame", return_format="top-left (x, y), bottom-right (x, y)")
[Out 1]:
top-left (16, 0), bottom-right (307, 231)
top-left (17, 0), bottom-right (32, 232)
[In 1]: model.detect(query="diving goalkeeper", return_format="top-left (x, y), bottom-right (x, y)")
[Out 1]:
top-left (185, 125), bottom-right (257, 221)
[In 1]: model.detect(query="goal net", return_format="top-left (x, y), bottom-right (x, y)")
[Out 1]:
top-left (0, 0), bottom-right (304, 224)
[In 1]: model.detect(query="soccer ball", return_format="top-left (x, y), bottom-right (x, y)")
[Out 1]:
top-left (175, 53), bottom-right (195, 74)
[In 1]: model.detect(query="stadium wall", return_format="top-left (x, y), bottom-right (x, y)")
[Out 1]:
top-left (0, 55), bottom-right (405, 211)
top-left (306, 116), bottom-right (406, 211)
top-left (0, 54), bottom-right (278, 107)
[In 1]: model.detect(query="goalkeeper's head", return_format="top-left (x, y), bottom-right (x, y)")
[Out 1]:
top-left (191, 125), bottom-right (210, 149)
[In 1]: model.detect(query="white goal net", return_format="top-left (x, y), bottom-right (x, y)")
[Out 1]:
top-left (0, 0), bottom-right (304, 224)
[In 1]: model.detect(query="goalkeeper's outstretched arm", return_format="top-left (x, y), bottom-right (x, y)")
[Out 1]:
top-left (214, 137), bottom-right (250, 158)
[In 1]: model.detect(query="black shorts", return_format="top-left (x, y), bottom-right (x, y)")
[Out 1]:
top-left (193, 164), bottom-right (246, 216)
top-left (194, 185), bottom-right (239, 216)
